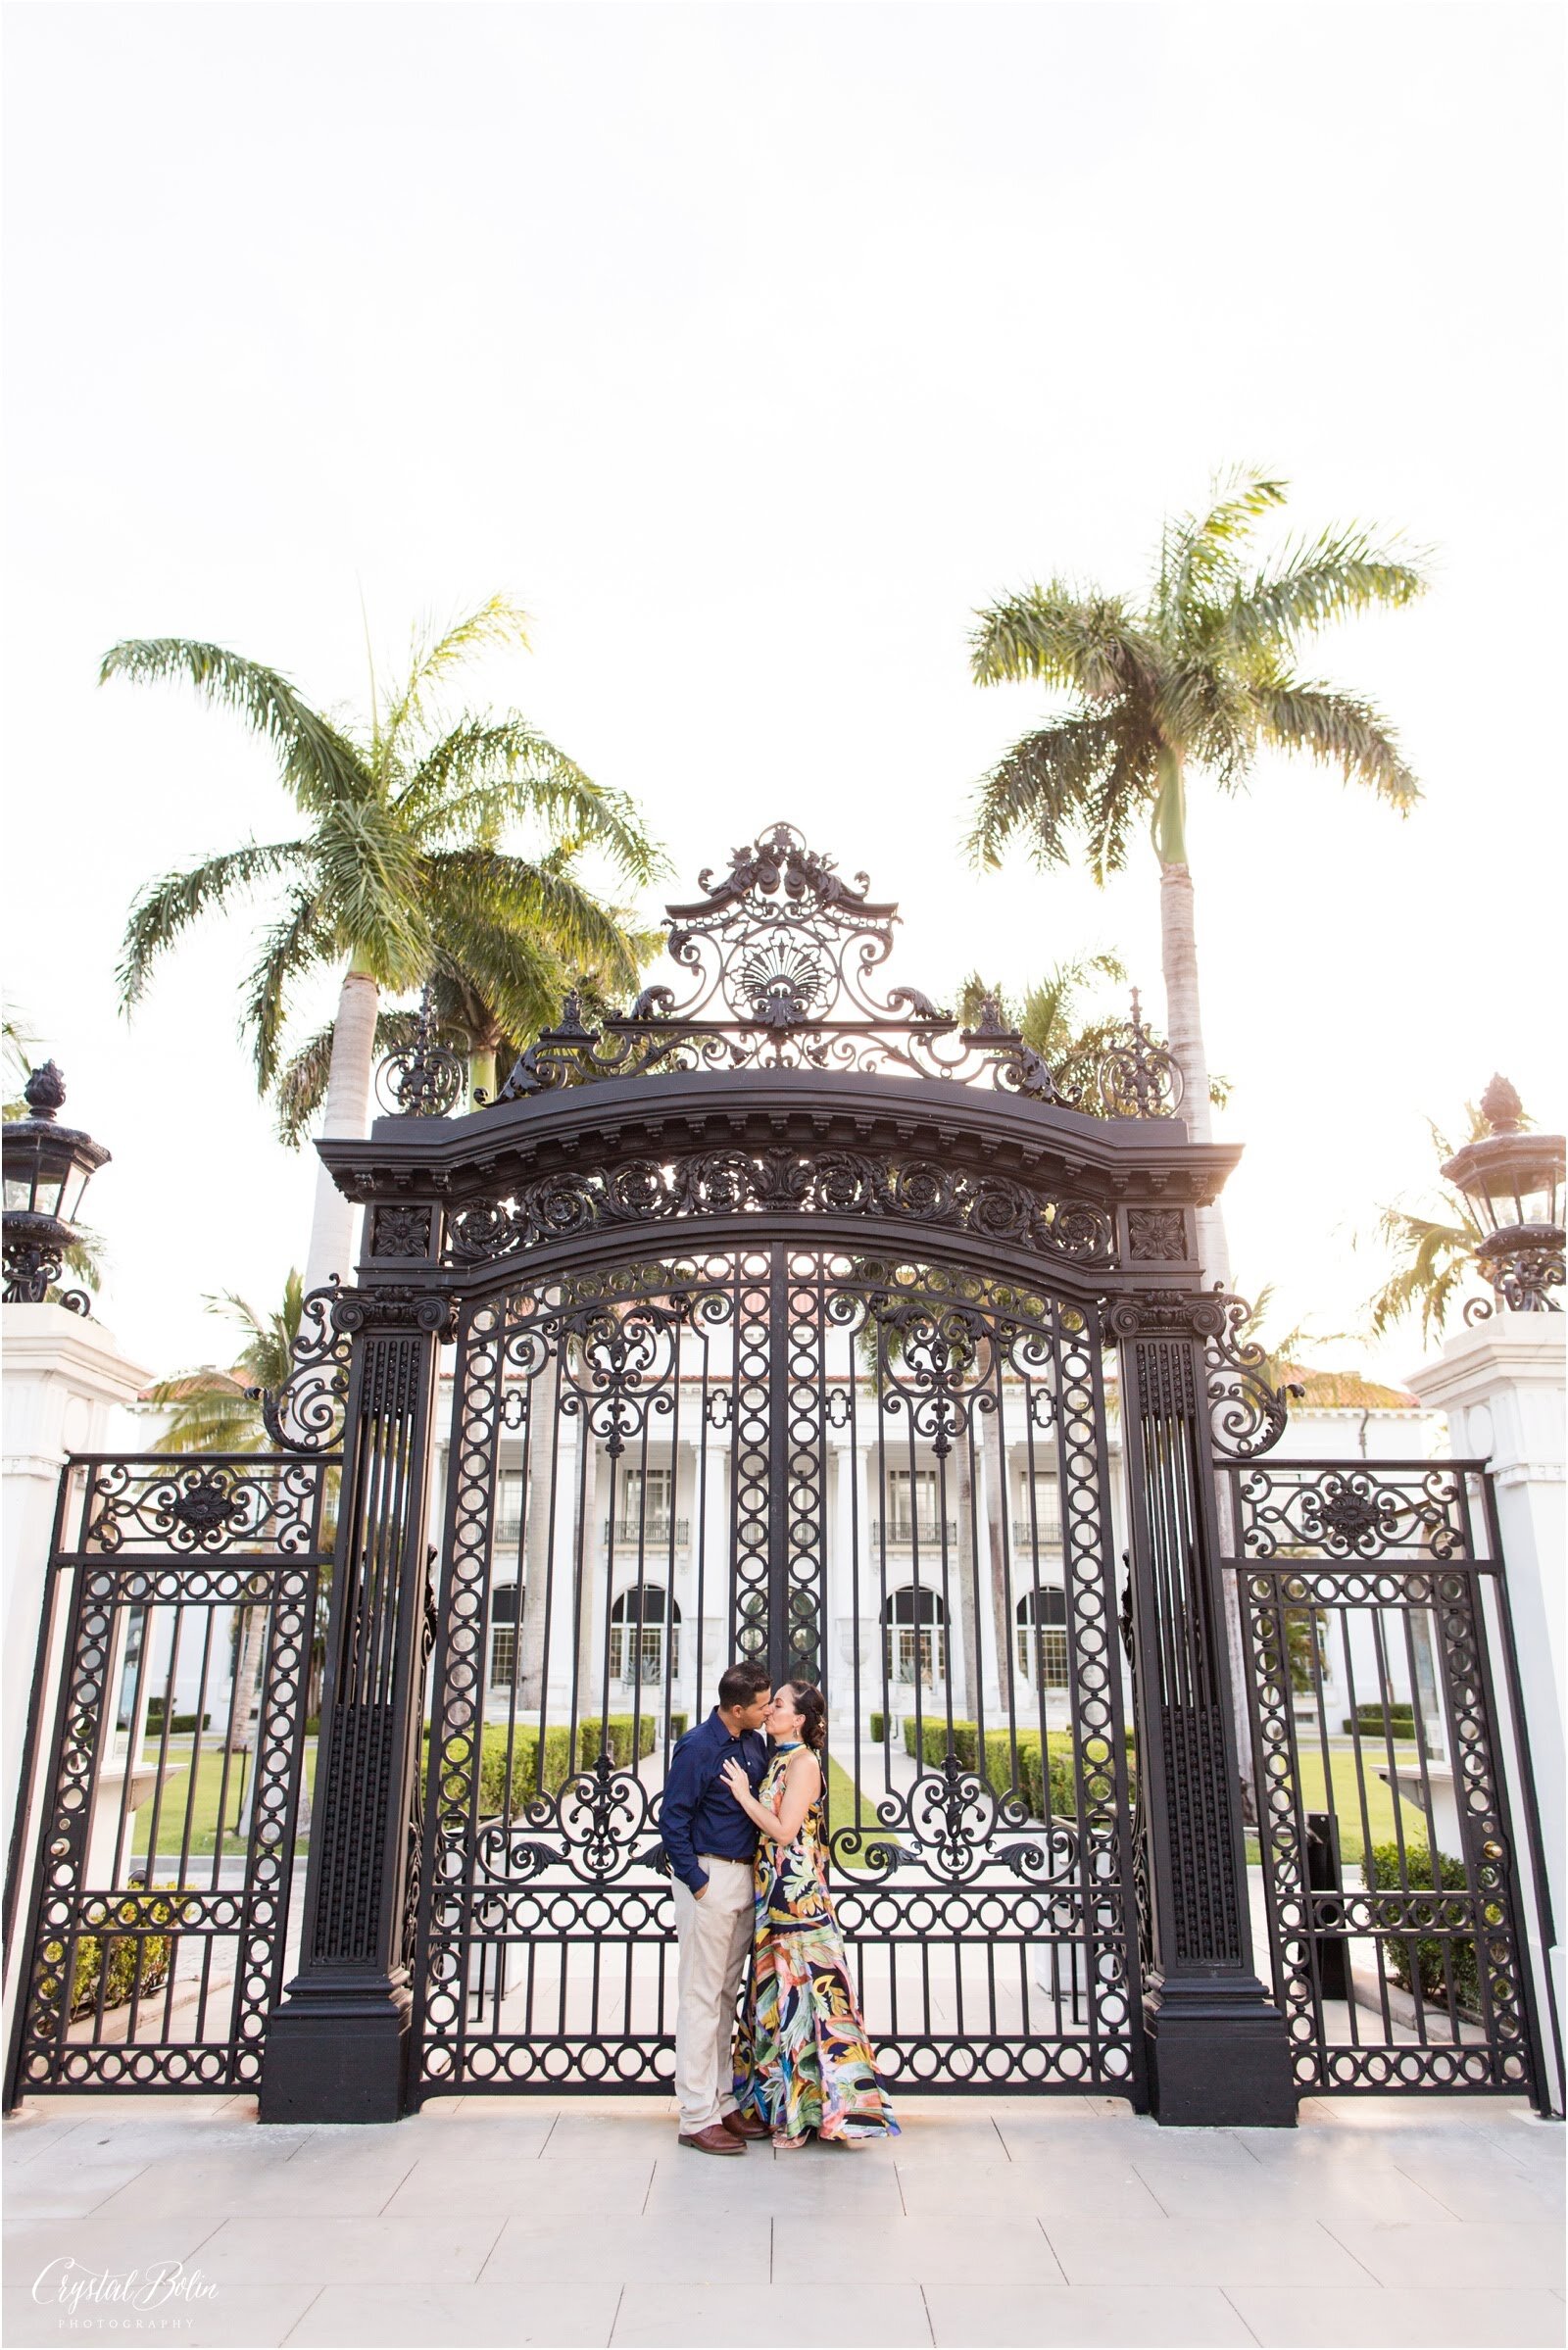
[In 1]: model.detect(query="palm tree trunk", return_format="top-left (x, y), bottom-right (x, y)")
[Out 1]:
top-left (303, 963), bottom-right (380, 1293)
top-left (1154, 763), bottom-right (1255, 1816)
top-left (226, 1602), bottom-right (266, 1758)
top-left (469, 1047), bottom-right (498, 1111)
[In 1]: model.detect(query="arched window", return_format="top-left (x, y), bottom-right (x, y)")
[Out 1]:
top-left (610, 1585), bottom-right (682, 1685)
top-left (882, 1586), bottom-right (946, 1689)
top-left (1016, 1587), bottom-right (1068, 1689)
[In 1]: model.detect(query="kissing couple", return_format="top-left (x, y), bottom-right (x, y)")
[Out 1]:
top-left (660, 1660), bottom-right (900, 2154)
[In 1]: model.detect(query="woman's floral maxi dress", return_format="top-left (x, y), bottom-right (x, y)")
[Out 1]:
top-left (732, 1748), bottom-right (899, 2141)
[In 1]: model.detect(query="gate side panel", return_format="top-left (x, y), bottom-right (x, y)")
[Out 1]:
top-left (7, 1456), bottom-right (328, 2101)
top-left (1226, 1458), bottom-right (1541, 2101)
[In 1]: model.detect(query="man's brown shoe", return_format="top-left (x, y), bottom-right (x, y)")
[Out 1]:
top-left (720, 2110), bottom-right (768, 2142)
top-left (679, 2123), bottom-right (745, 2156)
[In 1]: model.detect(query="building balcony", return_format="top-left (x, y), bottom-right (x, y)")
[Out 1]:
top-left (869, 1518), bottom-right (957, 1547)
top-left (1012, 1518), bottom-right (1063, 1550)
top-left (605, 1518), bottom-right (690, 1548)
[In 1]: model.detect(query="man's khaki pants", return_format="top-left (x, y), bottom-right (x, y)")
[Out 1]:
top-left (671, 1856), bottom-right (754, 2136)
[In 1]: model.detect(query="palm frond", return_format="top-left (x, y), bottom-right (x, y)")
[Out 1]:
top-left (1252, 681), bottom-right (1421, 808)
top-left (148, 1381), bottom-right (267, 1455)
top-left (1364, 1205), bottom-right (1480, 1343)
top-left (118, 840), bottom-right (306, 1008)
top-left (965, 711), bottom-right (1136, 873)
top-left (310, 801), bottom-right (430, 986)
top-left (376, 595), bottom-right (533, 760)
top-left (1156, 466), bottom-right (1288, 617)
top-left (241, 889), bottom-right (335, 1088)
top-left (100, 640), bottom-right (368, 813)
top-left (429, 851), bottom-right (645, 993)
top-left (404, 718), bottom-right (663, 882)
top-left (969, 587), bottom-right (1159, 702)
top-left (1228, 527), bottom-right (1431, 653)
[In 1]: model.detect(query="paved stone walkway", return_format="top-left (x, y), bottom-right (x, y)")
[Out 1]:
top-left (3, 2091), bottom-right (1562, 2348)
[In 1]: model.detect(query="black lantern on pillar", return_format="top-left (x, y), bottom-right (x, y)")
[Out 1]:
top-left (2, 1062), bottom-right (110, 1310)
top-left (1441, 1074), bottom-right (1564, 1314)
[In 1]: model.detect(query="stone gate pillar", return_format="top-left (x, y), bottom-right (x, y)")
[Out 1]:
top-left (259, 1287), bottom-right (451, 2124)
top-left (1113, 1294), bottom-right (1297, 2127)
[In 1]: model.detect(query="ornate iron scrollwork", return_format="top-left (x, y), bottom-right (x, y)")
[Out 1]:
top-left (374, 982), bottom-right (466, 1118)
top-left (489, 821), bottom-right (1180, 1118)
top-left (253, 1282), bottom-right (354, 1454)
top-left (444, 1148), bottom-right (1115, 1268)
top-left (1111, 1288), bottom-right (1298, 1461)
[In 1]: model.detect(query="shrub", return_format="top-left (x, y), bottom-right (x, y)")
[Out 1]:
top-left (901, 1719), bottom-right (1135, 1822)
top-left (1343, 1705), bottom-right (1416, 1737)
top-left (54, 1883), bottom-right (175, 2020)
top-left (1362, 1838), bottom-right (1486, 2013)
top-left (144, 1702), bottom-right (210, 1734)
top-left (426, 1714), bottom-right (684, 1818)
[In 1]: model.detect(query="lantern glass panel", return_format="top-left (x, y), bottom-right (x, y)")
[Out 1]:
top-left (36, 1164), bottom-right (70, 1218)
top-left (4, 1170), bottom-right (34, 1213)
top-left (57, 1160), bottom-right (92, 1226)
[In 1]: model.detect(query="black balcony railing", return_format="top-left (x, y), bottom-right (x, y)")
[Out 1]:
top-left (1012, 1516), bottom-right (1063, 1549)
top-left (869, 1518), bottom-right (957, 1547)
top-left (604, 1517), bottom-right (689, 1547)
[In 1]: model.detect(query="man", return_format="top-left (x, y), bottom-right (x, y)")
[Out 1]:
top-left (660, 1659), bottom-right (772, 2155)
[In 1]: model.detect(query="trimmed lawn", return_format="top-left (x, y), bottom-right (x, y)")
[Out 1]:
top-left (823, 1752), bottom-right (900, 1873)
top-left (130, 1740), bottom-right (318, 1863)
top-left (1245, 1740), bottom-right (1422, 1873)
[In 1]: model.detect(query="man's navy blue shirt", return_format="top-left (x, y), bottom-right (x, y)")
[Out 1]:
top-left (661, 1709), bottom-right (767, 1893)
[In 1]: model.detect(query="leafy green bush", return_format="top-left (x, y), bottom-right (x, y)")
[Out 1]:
top-left (53, 1883), bottom-right (175, 2020)
top-left (900, 1719), bottom-right (1135, 1820)
top-left (1362, 1838), bottom-right (1485, 2013)
top-left (1343, 1705), bottom-right (1416, 1736)
top-left (426, 1714), bottom-right (683, 1818)
top-left (145, 1702), bottom-right (210, 1734)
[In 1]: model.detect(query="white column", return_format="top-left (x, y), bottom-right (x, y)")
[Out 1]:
top-left (2, 1304), bottom-right (151, 2044)
top-left (1406, 1313), bottom-right (1566, 2109)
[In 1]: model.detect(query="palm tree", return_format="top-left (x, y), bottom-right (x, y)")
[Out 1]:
top-left (954, 953), bottom-right (1232, 1116)
top-left (146, 1274), bottom-right (314, 1764)
top-left (105, 598), bottom-right (662, 1287)
top-left (270, 919), bottom-right (658, 1141)
top-left (145, 1273), bottom-right (305, 1453)
top-left (966, 468), bottom-right (1429, 1275)
top-left (1362, 1102), bottom-right (1519, 1343)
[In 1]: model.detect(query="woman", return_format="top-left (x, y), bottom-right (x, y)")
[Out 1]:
top-left (721, 1681), bottom-right (898, 2149)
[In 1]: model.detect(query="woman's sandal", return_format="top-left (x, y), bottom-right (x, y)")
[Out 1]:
top-left (773, 2132), bottom-right (809, 2151)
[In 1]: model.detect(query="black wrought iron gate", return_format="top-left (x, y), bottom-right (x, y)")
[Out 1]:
top-left (6, 822), bottom-right (1555, 2124)
top-left (414, 1244), bottom-right (1140, 2098)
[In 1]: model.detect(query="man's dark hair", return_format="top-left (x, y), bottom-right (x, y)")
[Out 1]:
top-left (717, 1660), bottom-right (772, 1710)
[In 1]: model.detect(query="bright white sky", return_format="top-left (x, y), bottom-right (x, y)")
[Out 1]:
top-left (3, 1), bottom-right (1562, 1390)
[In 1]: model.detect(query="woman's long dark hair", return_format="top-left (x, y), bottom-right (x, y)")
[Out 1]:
top-left (780, 1681), bottom-right (827, 1752)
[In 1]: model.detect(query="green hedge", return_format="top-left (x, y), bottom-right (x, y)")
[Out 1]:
top-left (1363, 1838), bottom-right (1487, 2012)
top-left (1344, 1705), bottom-right (1416, 1736)
top-left (896, 1718), bottom-right (1136, 1821)
top-left (145, 1702), bottom-right (210, 1734)
top-left (49, 1884), bottom-right (175, 2020)
top-left (427, 1713), bottom-right (687, 1818)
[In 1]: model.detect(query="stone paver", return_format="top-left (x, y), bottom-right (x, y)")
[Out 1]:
top-left (1, 2093), bottom-right (1561, 2348)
